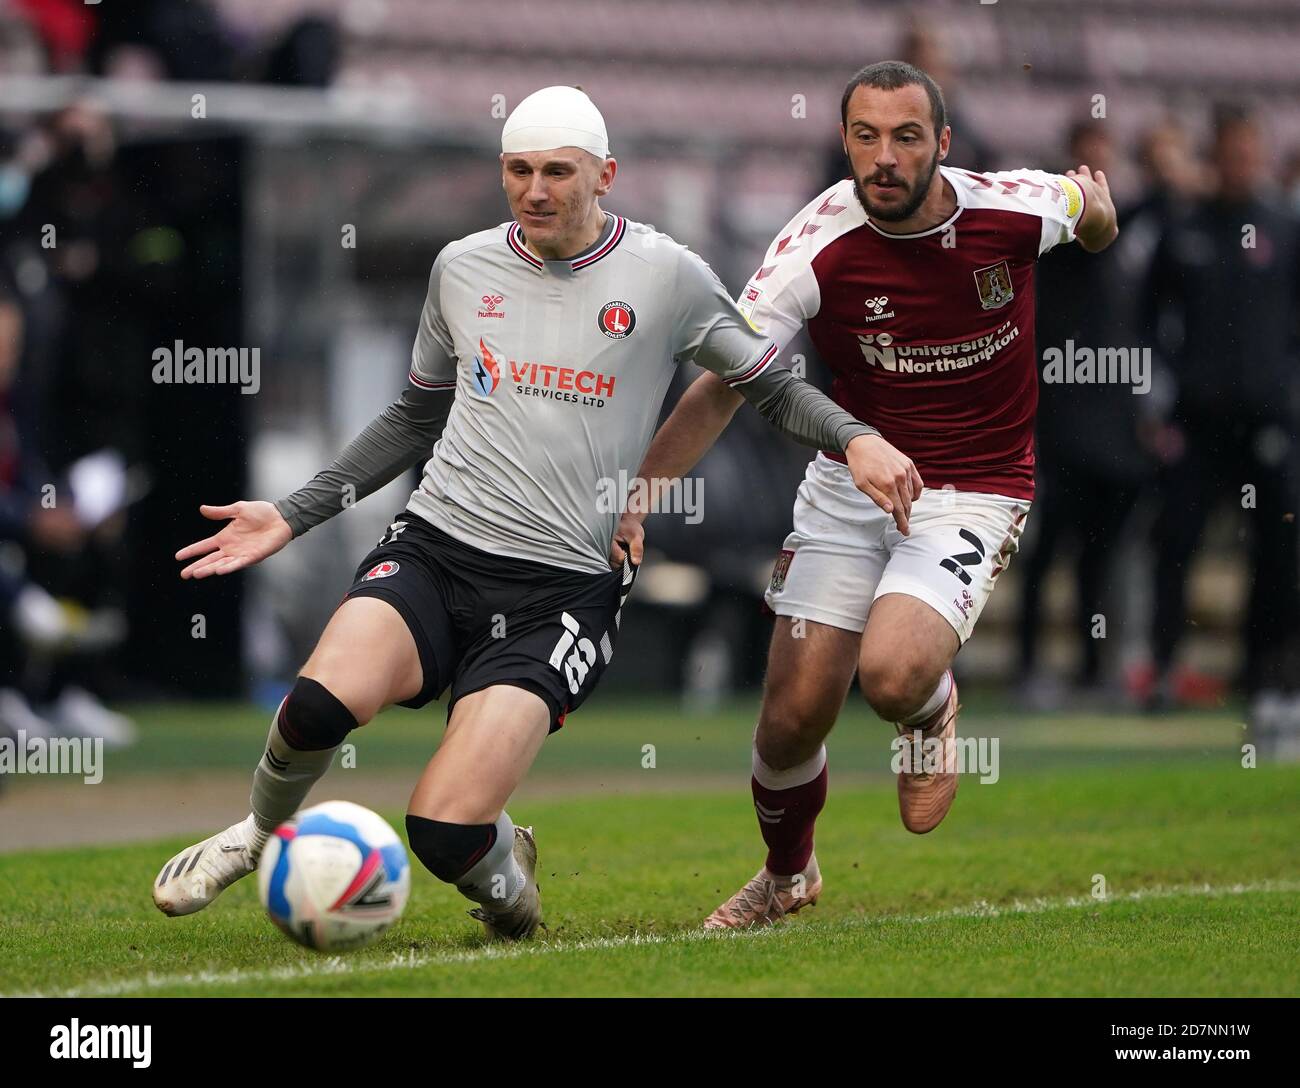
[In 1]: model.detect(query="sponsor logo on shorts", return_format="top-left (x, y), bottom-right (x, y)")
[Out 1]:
top-left (973, 261), bottom-right (1015, 310)
top-left (478, 293), bottom-right (506, 319)
top-left (598, 300), bottom-right (636, 339)
top-left (769, 549), bottom-right (794, 594)
top-left (364, 561), bottom-right (400, 580)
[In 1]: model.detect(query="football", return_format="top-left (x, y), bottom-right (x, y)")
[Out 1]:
top-left (257, 801), bottom-right (410, 952)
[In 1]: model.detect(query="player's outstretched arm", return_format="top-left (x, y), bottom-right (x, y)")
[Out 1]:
top-left (1068, 164), bottom-right (1119, 253)
top-left (177, 385), bottom-right (454, 579)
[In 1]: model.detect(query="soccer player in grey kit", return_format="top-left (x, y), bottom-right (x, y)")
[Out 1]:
top-left (152, 87), bottom-right (921, 940)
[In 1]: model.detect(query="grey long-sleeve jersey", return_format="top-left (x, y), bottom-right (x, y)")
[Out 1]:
top-left (275, 214), bottom-right (877, 574)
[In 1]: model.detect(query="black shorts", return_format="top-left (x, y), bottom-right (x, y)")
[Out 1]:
top-left (343, 512), bottom-right (636, 732)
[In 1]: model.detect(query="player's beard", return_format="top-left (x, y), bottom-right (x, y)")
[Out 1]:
top-left (852, 147), bottom-right (940, 223)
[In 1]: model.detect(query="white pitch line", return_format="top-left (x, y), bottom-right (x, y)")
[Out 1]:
top-left (15, 879), bottom-right (1300, 998)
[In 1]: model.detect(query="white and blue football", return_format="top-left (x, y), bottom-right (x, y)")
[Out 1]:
top-left (257, 800), bottom-right (410, 952)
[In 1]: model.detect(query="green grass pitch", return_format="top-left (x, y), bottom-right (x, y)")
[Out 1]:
top-left (1, 697), bottom-right (1297, 996)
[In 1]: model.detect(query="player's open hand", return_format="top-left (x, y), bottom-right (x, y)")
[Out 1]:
top-left (609, 511), bottom-right (645, 569)
top-left (844, 434), bottom-right (924, 536)
top-left (175, 500), bottom-right (293, 579)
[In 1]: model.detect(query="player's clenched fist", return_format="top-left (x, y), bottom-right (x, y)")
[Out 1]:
top-left (175, 500), bottom-right (294, 579)
top-left (843, 433), bottom-right (924, 536)
top-left (608, 510), bottom-right (645, 569)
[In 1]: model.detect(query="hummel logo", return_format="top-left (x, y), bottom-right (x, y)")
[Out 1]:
top-left (755, 800), bottom-right (786, 825)
top-left (864, 295), bottom-right (895, 323)
top-left (478, 293), bottom-right (506, 319)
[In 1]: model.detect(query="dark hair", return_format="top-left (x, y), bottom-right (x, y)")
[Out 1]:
top-left (840, 60), bottom-right (946, 138)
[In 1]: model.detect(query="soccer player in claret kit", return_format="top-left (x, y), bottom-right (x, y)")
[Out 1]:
top-left (617, 62), bottom-right (1119, 927)
top-left (151, 86), bottom-right (917, 940)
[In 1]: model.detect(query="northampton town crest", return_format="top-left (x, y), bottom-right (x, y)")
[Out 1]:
top-left (973, 260), bottom-right (1015, 310)
top-left (769, 549), bottom-right (794, 594)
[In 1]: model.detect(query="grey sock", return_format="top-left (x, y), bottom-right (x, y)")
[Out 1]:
top-left (456, 811), bottom-right (525, 909)
top-left (249, 699), bottom-right (338, 847)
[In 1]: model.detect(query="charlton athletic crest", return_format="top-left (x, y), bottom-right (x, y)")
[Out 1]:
top-left (364, 561), bottom-right (400, 580)
top-left (973, 261), bottom-right (1015, 310)
top-left (598, 300), bottom-right (636, 339)
top-left (769, 549), bottom-right (794, 594)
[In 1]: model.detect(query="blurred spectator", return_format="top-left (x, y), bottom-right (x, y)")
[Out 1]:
top-left (823, 18), bottom-right (991, 190)
top-left (1127, 122), bottom-right (1206, 248)
top-left (1018, 120), bottom-right (1151, 705)
top-left (1113, 120), bottom-right (1206, 367)
top-left (898, 19), bottom-right (992, 173)
top-left (7, 103), bottom-right (137, 465)
top-left (1117, 119), bottom-right (1206, 517)
top-left (1144, 106), bottom-right (1300, 702)
top-left (0, 218), bottom-right (135, 747)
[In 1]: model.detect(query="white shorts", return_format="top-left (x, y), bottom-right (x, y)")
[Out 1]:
top-left (764, 454), bottom-right (1030, 643)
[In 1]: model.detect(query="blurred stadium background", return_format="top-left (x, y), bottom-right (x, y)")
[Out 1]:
top-left (2, 0), bottom-right (1299, 849)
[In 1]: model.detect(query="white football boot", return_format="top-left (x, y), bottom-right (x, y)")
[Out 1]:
top-left (152, 814), bottom-right (265, 917)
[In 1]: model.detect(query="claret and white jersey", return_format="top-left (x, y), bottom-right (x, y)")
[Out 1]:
top-left (736, 165), bottom-right (1086, 501)
top-left (405, 214), bottom-right (779, 574)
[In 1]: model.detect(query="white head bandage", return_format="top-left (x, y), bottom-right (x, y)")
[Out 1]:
top-left (501, 86), bottom-right (609, 160)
